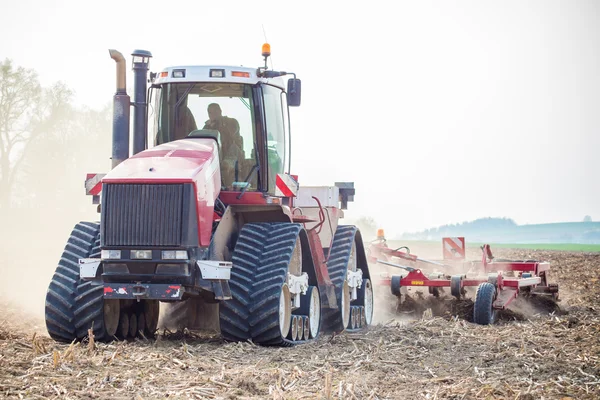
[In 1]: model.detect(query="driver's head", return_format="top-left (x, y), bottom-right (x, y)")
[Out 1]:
top-left (207, 103), bottom-right (222, 122)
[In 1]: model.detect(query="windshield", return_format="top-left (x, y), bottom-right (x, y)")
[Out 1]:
top-left (153, 82), bottom-right (258, 190)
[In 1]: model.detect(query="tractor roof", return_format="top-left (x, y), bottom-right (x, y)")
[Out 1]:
top-left (153, 65), bottom-right (286, 89)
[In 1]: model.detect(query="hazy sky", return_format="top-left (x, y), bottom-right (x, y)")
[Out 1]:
top-left (1, 0), bottom-right (598, 237)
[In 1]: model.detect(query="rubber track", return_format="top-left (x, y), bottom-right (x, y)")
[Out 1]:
top-left (220, 222), bottom-right (311, 346)
top-left (219, 223), bottom-right (270, 342)
top-left (45, 222), bottom-right (99, 343)
top-left (73, 228), bottom-right (116, 341)
top-left (321, 225), bottom-right (357, 333)
top-left (248, 223), bottom-right (303, 346)
top-left (473, 282), bottom-right (496, 325)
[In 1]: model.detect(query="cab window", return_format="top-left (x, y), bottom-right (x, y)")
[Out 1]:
top-left (154, 82), bottom-right (258, 191)
top-left (262, 84), bottom-right (288, 193)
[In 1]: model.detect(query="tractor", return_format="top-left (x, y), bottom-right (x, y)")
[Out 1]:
top-left (44, 44), bottom-right (374, 346)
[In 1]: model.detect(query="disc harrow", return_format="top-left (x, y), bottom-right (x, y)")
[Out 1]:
top-left (371, 235), bottom-right (559, 325)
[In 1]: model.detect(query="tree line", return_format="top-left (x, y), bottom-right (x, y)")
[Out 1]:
top-left (401, 217), bottom-right (518, 240)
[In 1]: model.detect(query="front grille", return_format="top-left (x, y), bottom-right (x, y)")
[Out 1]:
top-left (102, 184), bottom-right (184, 246)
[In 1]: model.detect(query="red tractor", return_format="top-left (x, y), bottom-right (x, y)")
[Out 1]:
top-left (44, 45), bottom-right (374, 346)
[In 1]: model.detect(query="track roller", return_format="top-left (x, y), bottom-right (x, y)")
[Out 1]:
top-left (349, 307), bottom-right (357, 329)
top-left (288, 314), bottom-right (299, 341)
top-left (302, 316), bottom-right (310, 341)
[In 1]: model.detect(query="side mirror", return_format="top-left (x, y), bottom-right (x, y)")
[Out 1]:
top-left (287, 78), bottom-right (301, 107)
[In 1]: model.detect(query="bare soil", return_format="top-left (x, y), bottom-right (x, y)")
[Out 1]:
top-left (1, 247), bottom-right (599, 399)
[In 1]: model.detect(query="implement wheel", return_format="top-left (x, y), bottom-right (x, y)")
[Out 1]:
top-left (450, 275), bottom-right (462, 300)
top-left (473, 282), bottom-right (498, 325)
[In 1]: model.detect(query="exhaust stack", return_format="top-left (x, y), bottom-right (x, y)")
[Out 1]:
top-left (108, 49), bottom-right (130, 169)
top-left (131, 50), bottom-right (152, 155)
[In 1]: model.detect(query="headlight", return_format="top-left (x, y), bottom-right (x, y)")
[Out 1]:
top-left (101, 250), bottom-right (121, 259)
top-left (162, 250), bottom-right (188, 260)
top-left (130, 250), bottom-right (152, 259)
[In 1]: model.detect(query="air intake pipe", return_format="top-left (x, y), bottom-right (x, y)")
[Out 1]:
top-left (109, 49), bottom-right (130, 169)
top-left (131, 50), bottom-right (152, 155)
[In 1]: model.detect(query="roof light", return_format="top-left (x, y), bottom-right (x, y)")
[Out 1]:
top-left (262, 43), bottom-right (271, 57)
top-left (159, 71), bottom-right (168, 78)
top-left (231, 71), bottom-right (250, 78)
top-left (210, 69), bottom-right (225, 78)
top-left (377, 229), bottom-right (385, 239)
top-left (172, 69), bottom-right (186, 78)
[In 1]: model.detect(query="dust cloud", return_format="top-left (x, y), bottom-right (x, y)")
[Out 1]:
top-left (0, 110), bottom-right (110, 329)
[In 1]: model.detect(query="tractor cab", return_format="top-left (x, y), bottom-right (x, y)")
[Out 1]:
top-left (148, 59), bottom-right (300, 197)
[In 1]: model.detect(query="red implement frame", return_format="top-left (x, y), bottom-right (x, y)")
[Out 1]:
top-left (378, 244), bottom-right (558, 310)
top-left (368, 242), bottom-right (418, 263)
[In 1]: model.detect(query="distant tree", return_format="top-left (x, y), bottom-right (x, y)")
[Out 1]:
top-left (13, 103), bottom-right (111, 213)
top-left (354, 216), bottom-right (379, 240)
top-left (583, 215), bottom-right (592, 222)
top-left (0, 58), bottom-right (72, 210)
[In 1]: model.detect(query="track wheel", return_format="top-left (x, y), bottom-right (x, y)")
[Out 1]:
top-left (341, 281), bottom-right (351, 329)
top-left (356, 278), bottom-right (374, 326)
top-left (473, 282), bottom-right (498, 325)
top-left (280, 284), bottom-right (292, 339)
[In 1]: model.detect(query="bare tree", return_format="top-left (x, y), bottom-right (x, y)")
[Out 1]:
top-left (0, 58), bottom-right (71, 210)
top-left (14, 103), bottom-right (112, 211)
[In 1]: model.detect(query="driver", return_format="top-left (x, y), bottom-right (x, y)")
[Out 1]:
top-left (203, 103), bottom-right (244, 185)
top-left (203, 103), bottom-right (243, 157)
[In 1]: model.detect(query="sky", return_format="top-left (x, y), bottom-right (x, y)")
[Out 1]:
top-left (1, 0), bottom-right (599, 237)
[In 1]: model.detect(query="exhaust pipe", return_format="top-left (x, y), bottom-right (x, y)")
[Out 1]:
top-left (131, 50), bottom-right (152, 156)
top-left (109, 49), bottom-right (130, 169)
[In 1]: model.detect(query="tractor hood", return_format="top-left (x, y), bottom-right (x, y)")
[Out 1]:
top-left (102, 138), bottom-right (220, 183)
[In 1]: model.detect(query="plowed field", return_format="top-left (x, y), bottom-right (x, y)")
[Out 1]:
top-left (1, 247), bottom-right (599, 399)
